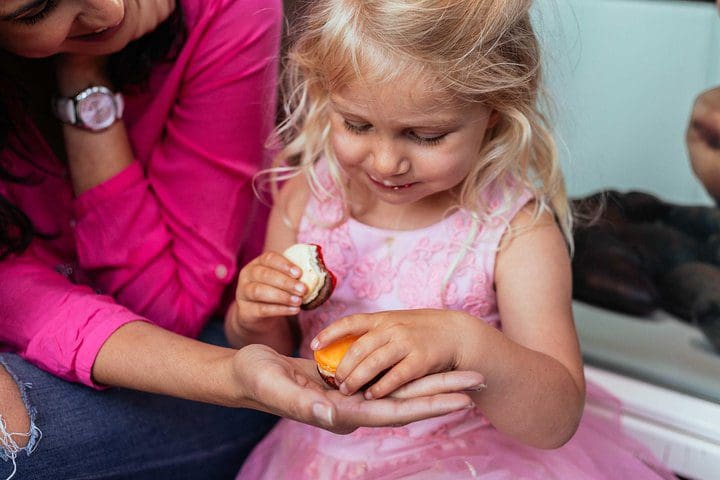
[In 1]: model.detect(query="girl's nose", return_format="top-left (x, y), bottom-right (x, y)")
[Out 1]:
top-left (371, 141), bottom-right (409, 178)
top-left (76, 0), bottom-right (125, 31)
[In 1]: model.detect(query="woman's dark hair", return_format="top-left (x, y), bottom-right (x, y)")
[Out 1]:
top-left (0, 7), bottom-right (186, 260)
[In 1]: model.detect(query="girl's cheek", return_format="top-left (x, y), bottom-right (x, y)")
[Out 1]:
top-left (331, 132), bottom-right (366, 167)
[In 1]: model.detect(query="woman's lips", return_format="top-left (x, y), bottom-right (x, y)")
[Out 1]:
top-left (68, 21), bottom-right (125, 43)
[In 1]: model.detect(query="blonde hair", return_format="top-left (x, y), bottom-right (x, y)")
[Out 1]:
top-left (270, 0), bottom-right (573, 249)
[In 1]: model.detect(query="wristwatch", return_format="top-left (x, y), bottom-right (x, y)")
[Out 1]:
top-left (53, 86), bottom-right (124, 132)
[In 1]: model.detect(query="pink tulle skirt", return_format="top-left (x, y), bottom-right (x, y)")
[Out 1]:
top-left (238, 384), bottom-right (675, 479)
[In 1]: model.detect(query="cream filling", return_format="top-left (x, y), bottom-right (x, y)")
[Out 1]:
top-left (316, 364), bottom-right (336, 378)
top-left (283, 243), bottom-right (327, 304)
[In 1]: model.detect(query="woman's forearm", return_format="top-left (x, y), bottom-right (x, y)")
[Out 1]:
top-left (56, 57), bottom-right (134, 195)
top-left (92, 321), bottom-right (246, 407)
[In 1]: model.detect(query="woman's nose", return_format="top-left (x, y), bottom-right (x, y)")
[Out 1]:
top-left (76, 0), bottom-right (125, 30)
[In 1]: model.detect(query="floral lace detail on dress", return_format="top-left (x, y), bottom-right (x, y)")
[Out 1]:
top-left (296, 159), bottom-right (533, 341)
top-left (350, 255), bottom-right (395, 300)
top-left (462, 272), bottom-right (497, 326)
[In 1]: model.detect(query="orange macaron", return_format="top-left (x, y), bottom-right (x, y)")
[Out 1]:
top-left (314, 335), bottom-right (359, 389)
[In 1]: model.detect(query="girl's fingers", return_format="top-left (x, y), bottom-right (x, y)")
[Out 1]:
top-left (242, 280), bottom-right (304, 308)
top-left (333, 330), bottom-right (389, 382)
top-left (387, 371), bottom-right (486, 399)
top-left (257, 251), bottom-right (303, 279)
top-left (338, 342), bottom-right (402, 396)
top-left (311, 314), bottom-right (375, 350)
top-left (362, 356), bottom-right (423, 399)
top-left (241, 301), bottom-right (300, 319)
top-left (247, 264), bottom-right (306, 297)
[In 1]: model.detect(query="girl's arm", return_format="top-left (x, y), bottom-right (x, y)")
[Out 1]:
top-left (312, 207), bottom-right (584, 449)
top-left (458, 207), bottom-right (585, 449)
top-left (224, 174), bottom-right (311, 354)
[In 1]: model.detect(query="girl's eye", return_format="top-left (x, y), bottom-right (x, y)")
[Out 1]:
top-left (407, 130), bottom-right (447, 146)
top-left (14, 0), bottom-right (58, 26)
top-left (343, 120), bottom-right (371, 134)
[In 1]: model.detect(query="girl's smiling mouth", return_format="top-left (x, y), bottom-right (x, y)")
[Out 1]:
top-left (368, 174), bottom-right (416, 191)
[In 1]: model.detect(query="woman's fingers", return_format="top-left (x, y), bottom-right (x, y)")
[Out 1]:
top-left (236, 346), bottom-right (477, 435)
top-left (388, 371), bottom-right (486, 399)
top-left (329, 391), bottom-right (474, 430)
top-left (237, 347), bottom-right (338, 428)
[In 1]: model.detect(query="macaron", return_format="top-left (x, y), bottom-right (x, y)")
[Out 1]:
top-left (313, 335), bottom-right (359, 388)
top-left (282, 243), bottom-right (336, 310)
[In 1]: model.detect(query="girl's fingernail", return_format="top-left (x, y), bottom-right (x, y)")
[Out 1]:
top-left (291, 267), bottom-right (302, 277)
top-left (310, 338), bottom-right (320, 350)
top-left (364, 390), bottom-right (374, 400)
top-left (290, 295), bottom-right (302, 305)
top-left (465, 402), bottom-right (476, 409)
top-left (312, 403), bottom-right (334, 427)
top-left (294, 283), bottom-right (305, 294)
top-left (467, 383), bottom-right (487, 391)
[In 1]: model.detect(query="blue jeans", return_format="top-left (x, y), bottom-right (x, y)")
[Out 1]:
top-left (0, 321), bottom-right (278, 480)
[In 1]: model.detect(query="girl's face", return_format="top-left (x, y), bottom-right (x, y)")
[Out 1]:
top-left (329, 76), bottom-right (494, 216)
top-left (0, 0), bottom-right (175, 58)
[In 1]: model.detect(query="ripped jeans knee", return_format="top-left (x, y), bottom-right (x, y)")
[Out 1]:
top-left (0, 359), bottom-right (41, 480)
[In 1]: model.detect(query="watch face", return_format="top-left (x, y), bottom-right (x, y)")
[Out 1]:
top-left (77, 92), bottom-right (116, 130)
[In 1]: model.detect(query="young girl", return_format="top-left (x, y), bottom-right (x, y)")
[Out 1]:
top-left (226, 0), bottom-right (674, 478)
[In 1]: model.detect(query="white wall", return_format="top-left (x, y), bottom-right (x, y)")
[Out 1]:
top-left (534, 0), bottom-right (720, 205)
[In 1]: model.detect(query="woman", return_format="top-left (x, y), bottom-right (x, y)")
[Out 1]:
top-left (688, 85), bottom-right (720, 204)
top-left (0, 1), bottom-right (481, 478)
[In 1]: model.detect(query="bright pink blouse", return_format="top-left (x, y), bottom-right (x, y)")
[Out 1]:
top-left (0, 0), bottom-right (282, 387)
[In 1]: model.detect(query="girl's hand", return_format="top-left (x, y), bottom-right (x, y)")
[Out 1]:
top-left (231, 252), bottom-right (307, 334)
top-left (687, 86), bottom-right (720, 202)
top-left (233, 344), bottom-right (483, 434)
top-left (310, 309), bottom-right (485, 400)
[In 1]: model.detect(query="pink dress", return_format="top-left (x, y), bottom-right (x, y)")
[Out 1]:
top-left (238, 167), bottom-right (674, 479)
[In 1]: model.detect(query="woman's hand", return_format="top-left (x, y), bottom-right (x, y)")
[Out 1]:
top-left (233, 344), bottom-right (483, 434)
top-left (310, 309), bottom-right (485, 400)
top-left (93, 322), bottom-right (482, 435)
top-left (687, 86), bottom-right (720, 202)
